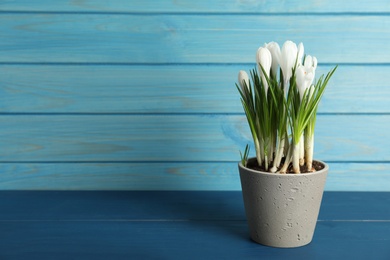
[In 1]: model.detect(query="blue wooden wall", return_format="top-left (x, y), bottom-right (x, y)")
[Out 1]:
top-left (0, 1), bottom-right (389, 191)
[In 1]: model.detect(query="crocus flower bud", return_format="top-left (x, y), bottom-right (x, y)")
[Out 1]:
top-left (264, 42), bottom-right (281, 79)
top-left (279, 40), bottom-right (300, 86)
top-left (256, 47), bottom-right (272, 94)
top-left (238, 70), bottom-right (250, 91)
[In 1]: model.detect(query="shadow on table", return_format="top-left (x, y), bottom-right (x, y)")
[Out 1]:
top-left (115, 191), bottom-right (250, 241)
top-left (164, 191), bottom-right (249, 238)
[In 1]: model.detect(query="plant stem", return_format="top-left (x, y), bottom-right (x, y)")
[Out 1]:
top-left (271, 135), bottom-right (285, 173)
top-left (305, 133), bottom-right (314, 171)
top-left (292, 141), bottom-right (301, 173)
top-left (278, 143), bottom-right (293, 174)
top-left (270, 141), bottom-right (281, 173)
top-left (269, 136), bottom-right (274, 162)
top-left (255, 139), bottom-right (263, 167)
top-left (263, 137), bottom-right (270, 171)
top-left (299, 135), bottom-right (304, 166)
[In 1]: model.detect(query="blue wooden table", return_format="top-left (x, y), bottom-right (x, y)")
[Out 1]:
top-left (0, 191), bottom-right (388, 259)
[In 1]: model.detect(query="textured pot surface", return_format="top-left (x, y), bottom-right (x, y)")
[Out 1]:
top-left (239, 158), bottom-right (328, 248)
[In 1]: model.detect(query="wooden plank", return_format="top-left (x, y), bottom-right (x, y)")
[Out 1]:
top-left (0, 191), bottom-right (245, 220)
top-left (0, 191), bottom-right (387, 220)
top-left (0, 115), bottom-right (387, 162)
top-left (0, 163), bottom-right (389, 191)
top-left (2, 0), bottom-right (390, 13)
top-left (320, 192), bottom-right (390, 221)
top-left (1, 14), bottom-right (390, 63)
top-left (1, 64), bottom-right (387, 113)
top-left (324, 163), bottom-right (390, 192)
top-left (0, 191), bottom-right (388, 258)
top-left (0, 220), bottom-right (389, 259)
top-left (0, 162), bottom-right (242, 190)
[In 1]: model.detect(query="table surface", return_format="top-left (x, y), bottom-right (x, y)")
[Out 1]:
top-left (0, 191), bottom-right (389, 259)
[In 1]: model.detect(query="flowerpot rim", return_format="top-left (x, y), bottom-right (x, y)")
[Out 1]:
top-left (238, 157), bottom-right (329, 177)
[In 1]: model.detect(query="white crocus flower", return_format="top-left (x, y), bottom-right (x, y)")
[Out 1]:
top-left (279, 41), bottom-right (298, 86)
top-left (305, 55), bottom-right (317, 77)
top-left (295, 55), bottom-right (317, 167)
top-left (279, 41), bottom-right (305, 89)
top-left (295, 67), bottom-right (313, 100)
top-left (264, 42), bottom-right (281, 79)
top-left (296, 55), bottom-right (317, 100)
top-left (256, 47), bottom-right (272, 95)
top-left (238, 70), bottom-right (250, 91)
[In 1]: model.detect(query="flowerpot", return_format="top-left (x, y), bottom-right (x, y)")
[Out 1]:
top-left (238, 157), bottom-right (328, 248)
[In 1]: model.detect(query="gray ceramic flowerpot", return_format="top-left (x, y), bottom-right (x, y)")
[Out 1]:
top-left (238, 158), bottom-right (328, 248)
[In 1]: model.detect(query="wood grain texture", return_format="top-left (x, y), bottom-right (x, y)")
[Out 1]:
top-left (0, 1), bottom-right (388, 190)
top-left (0, 191), bottom-right (388, 220)
top-left (1, 221), bottom-right (389, 259)
top-left (1, 64), bottom-right (387, 113)
top-left (2, 0), bottom-right (389, 13)
top-left (1, 14), bottom-right (390, 63)
top-left (0, 163), bottom-right (389, 191)
top-left (0, 115), bottom-right (387, 162)
top-left (0, 191), bottom-right (388, 259)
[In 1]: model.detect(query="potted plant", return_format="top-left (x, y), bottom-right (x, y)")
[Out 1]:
top-left (236, 40), bottom-right (337, 248)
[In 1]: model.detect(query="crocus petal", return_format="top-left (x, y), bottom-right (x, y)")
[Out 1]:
top-left (313, 56), bottom-right (318, 69)
top-left (305, 72), bottom-right (314, 88)
top-left (264, 42), bottom-right (281, 79)
top-left (280, 40), bottom-right (298, 84)
top-left (256, 47), bottom-right (272, 94)
top-left (296, 63), bottom-right (315, 101)
top-left (303, 55), bottom-right (317, 84)
top-left (295, 66), bottom-right (306, 100)
top-left (304, 55), bottom-right (313, 69)
top-left (297, 42), bottom-right (304, 66)
top-left (238, 70), bottom-right (250, 91)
